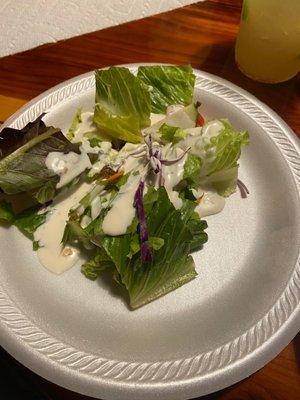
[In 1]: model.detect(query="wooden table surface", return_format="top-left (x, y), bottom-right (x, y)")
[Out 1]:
top-left (0, 0), bottom-right (299, 399)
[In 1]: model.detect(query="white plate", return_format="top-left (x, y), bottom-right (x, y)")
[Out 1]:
top-left (0, 65), bottom-right (299, 400)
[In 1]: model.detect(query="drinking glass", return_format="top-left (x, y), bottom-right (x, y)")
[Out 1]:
top-left (235, 0), bottom-right (300, 83)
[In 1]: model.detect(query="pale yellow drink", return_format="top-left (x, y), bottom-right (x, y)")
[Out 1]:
top-left (235, 0), bottom-right (300, 83)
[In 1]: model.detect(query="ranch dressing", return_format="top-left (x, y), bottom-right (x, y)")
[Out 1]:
top-left (36, 115), bottom-right (228, 273)
top-left (102, 174), bottom-right (141, 236)
top-left (162, 146), bottom-right (187, 209)
top-left (34, 182), bottom-right (92, 274)
top-left (45, 151), bottom-right (91, 188)
top-left (193, 189), bottom-right (226, 217)
top-left (72, 112), bottom-right (94, 142)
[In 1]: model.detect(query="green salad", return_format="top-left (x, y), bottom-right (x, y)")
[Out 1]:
top-left (0, 65), bottom-right (249, 309)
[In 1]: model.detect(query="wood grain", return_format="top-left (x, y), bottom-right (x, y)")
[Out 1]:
top-left (0, 0), bottom-right (299, 399)
top-left (0, 0), bottom-right (299, 135)
top-left (0, 95), bottom-right (26, 121)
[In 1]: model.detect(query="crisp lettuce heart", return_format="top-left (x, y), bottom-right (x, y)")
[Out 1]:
top-left (137, 65), bottom-right (196, 113)
top-left (94, 67), bottom-right (151, 143)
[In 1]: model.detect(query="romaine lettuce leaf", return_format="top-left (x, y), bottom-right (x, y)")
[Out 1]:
top-left (94, 67), bottom-right (151, 143)
top-left (201, 166), bottom-right (239, 197)
top-left (179, 119), bottom-right (249, 196)
top-left (81, 248), bottom-right (114, 280)
top-left (66, 108), bottom-right (82, 141)
top-left (84, 132), bottom-right (103, 148)
top-left (101, 187), bottom-right (207, 309)
top-left (0, 200), bottom-right (14, 222)
top-left (149, 236), bottom-right (165, 251)
top-left (127, 234), bottom-right (165, 259)
top-left (14, 206), bottom-right (48, 240)
top-left (199, 120), bottom-right (249, 196)
top-left (159, 124), bottom-right (187, 144)
top-left (202, 120), bottom-right (249, 177)
top-left (62, 220), bottom-right (91, 249)
top-left (0, 200), bottom-right (47, 249)
top-left (137, 65), bottom-right (195, 113)
top-left (62, 174), bottom-right (132, 249)
top-left (62, 185), bottom-right (207, 308)
top-left (180, 200), bottom-right (208, 252)
top-left (183, 154), bottom-right (203, 183)
top-left (0, 116), bottom-right (80, 203)
top-left (145, 103), bottom-right (197, 142)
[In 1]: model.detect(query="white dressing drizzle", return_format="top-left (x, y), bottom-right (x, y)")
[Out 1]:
top-left (195, 190), bottom-right (225, 217)
top-left (202, 120), bottom-right (224, 140)
top-left (34, 182), bottom-right (92, 274)
top-left (90, 196), bottom-right (102, 220)
top-left (102, 174), bottom-right (141, 236)
top-left (36, 115), bottom-right (229, 274)
top-left (161, 120), bottom-right (225, 212)
top-left (162, 146), bottom-right (187, 209)
top-left (72, 111), bottom-right (94, 142)
top-left (45, 151), bottom-right (91, 188)
top-left (150, 113), bottom-right (165, 124)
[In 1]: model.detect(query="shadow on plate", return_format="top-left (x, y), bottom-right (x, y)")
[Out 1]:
top-left (96, 269), bottom-right (131, 310)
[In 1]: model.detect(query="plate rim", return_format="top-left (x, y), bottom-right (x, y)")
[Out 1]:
top-left (0, 64), bottom-right (299, 400)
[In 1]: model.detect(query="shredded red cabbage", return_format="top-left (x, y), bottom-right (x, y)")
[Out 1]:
top-left (144, 134), bottom-right (153, 157)
top-left (160, 147), bottom-right (190, 166)
top-left (237, 179), bottom-right (249, 198)
top-left (134, 179), bottom-right (153, 263)
top-left (144, 133), bottom-right (190, 188)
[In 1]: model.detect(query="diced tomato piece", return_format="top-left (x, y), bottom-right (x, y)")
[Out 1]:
top-left (196, 114), bottom-right (205, 127)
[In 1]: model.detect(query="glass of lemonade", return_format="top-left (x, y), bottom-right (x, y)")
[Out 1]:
top-left (235, 0), bottom-right (300, 83)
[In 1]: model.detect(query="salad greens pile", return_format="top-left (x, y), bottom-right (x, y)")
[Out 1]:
top-left (0, 65), bottom-right (249, 309)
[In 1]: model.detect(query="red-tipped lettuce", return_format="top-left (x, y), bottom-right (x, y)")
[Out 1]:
top-left (0, 116), bottom-right (80, 203)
